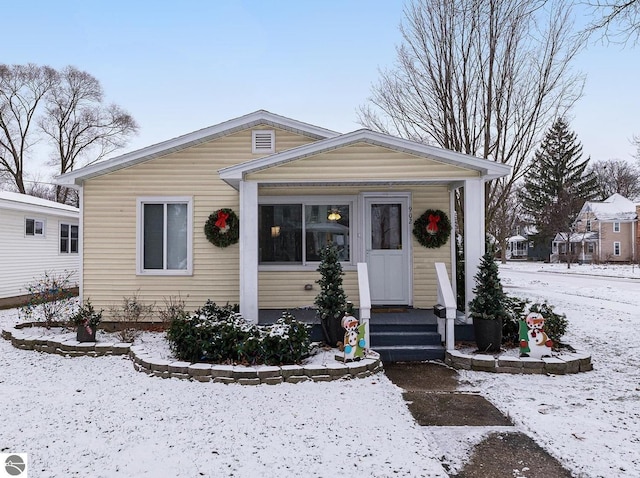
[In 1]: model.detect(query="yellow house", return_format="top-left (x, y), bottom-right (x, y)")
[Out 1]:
top-left (57, 111), bottom-right (510, 341)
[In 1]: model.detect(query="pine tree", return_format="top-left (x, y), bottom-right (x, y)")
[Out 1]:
top-left (315, 244), bottom-right (348, 346)
top-left (468, 251), bottom-right (509, 322)
top-left (468, 250), bottom-right (509, 352)
top-left (520, 118), bottom-right (598, 264)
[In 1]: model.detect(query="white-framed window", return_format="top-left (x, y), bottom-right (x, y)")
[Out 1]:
top-left (586, 219), bottom-right (591, 232)
top-left (613, 222), bottom-right (620, 233)
top-left (137, 197), bottom-right (193, 275)
top-left (613, 241), bottom-right (621, 256)
top-left (25, 218), bottom-right (45, 237)
top-left (587, 243), bottom-right (595, 254)
top-left (252, 130), bottom-right (275, 154)
top-left (258, 197), bottom-right (353, 266)
top-left (60, 223), bottom-right (79, 253)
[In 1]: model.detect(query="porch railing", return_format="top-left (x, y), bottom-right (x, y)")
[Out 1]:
top-left (434, 262), bottom-right (456, 351)
top-left (356, 262), bottom-right (371, 350)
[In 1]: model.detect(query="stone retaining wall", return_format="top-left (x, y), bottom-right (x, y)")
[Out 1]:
top-left (1, 329), bottom-right (382, 384)
top-left (445, 350), bottom-right (593, 374)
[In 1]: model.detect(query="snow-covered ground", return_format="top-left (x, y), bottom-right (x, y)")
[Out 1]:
top-left (1, 261), bottom-right (638, 477)
top-left (450, 262), bottom-right (640, 478)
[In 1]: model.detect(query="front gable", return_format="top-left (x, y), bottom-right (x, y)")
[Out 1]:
top-left (246, 142), bottom-right (477, 183)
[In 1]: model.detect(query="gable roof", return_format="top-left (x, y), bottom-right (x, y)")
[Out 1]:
top-left (56, 110), bottom-right (340, 186)
top-left (0, 191), bottom-right (79, 217)
top-left (219, 128), bottom-right (512, 188)
top-left (582, 193), bottom-right (638, 221)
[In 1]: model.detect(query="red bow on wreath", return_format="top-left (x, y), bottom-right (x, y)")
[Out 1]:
top-left (426, 214), bottom-right (440, 235)
top-left (215, 211), bottom-right (229, 229)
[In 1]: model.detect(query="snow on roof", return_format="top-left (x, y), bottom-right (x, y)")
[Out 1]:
top-left (584, 193), bottom-right (637, 221)
top-left (0, 191), bottom-right (78, 215)
top-left (553, 231), bottom-right (599, 243)
top-left (508, 235), bottom-right (527, 243)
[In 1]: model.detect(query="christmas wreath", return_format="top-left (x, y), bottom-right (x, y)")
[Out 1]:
top-left (412, 209), bottom-right (451, 248)
top-left (204, 208), bottom-right (239, 248)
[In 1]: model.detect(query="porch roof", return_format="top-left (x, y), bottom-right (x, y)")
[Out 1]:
top-left (219, 129), bottom-right (511, 189)
top-left (553, 231), bottom-right (599, 243)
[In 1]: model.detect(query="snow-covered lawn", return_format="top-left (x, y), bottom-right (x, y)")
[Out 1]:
top-left (1, 261), bottom-right (638, 477)
top-left (451, 262), bottom-right (640, 478)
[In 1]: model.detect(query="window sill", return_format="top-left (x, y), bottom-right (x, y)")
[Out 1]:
top-left (259, 264), bottom-right (356, 272)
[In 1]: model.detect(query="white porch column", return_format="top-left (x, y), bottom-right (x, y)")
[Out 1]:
top-left (239, 180), bottom-right (259, 323)
top-left (463, 178), bottom-right (485, 323)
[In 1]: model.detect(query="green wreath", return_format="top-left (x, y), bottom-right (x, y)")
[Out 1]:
top-left (204, 208), bottom-right (239, 248)
top-left (412, 209), bottom-right (451, 248)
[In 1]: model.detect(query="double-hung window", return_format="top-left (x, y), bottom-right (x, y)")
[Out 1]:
top-left (613, 222), bottom-right (620, 233)
top-left (259, 199), bottom-right (352, 266)
top-left (60, 224), bottom-right (79, 253)
top-left (137, 197), bottom-right (192, 275)
top-left (25, 218), bottom-right (44, 236)
top-left (613, 241), bottom-right (621, 256)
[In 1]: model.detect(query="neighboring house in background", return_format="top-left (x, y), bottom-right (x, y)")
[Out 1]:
top-left (56, 110), bottom-right (510, 324)
top-left (505, 225), bottom-right (549, 261)
top-left (0, 191), bottom-right (79, 305)
top-left (551, 193), bottom-right (638, 263)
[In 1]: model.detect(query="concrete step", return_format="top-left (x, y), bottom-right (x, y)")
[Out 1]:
top-left (374, 344), bottom-right (445, 362)
top-left (369, 330), bottom-right (442, 346)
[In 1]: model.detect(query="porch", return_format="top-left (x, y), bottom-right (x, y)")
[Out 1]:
top-left (258, 306), bottom-right (472, 362)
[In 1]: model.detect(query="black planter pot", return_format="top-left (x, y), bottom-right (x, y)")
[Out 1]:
top-left (76, 325), bottom-right (97, 343)
top-left (473, 318), bottom-right (502, 353)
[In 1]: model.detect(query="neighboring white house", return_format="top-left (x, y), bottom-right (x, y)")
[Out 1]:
top-left (0, 191), bottom-right (79, 303)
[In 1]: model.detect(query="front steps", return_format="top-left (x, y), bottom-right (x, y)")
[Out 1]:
top-left (369, 322), bottom-right (445, 362)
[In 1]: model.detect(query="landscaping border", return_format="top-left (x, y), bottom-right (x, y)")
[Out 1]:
top-left (1, 328), bottom-right (383, 384)
top-left (445, 350), bottom-right (593, 374)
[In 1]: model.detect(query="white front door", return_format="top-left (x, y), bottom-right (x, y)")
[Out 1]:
top-left (364, 196), bottom-right (411, 305)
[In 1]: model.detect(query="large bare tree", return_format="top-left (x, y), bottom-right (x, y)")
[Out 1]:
top-left (0, 64), bottom-right (57, 194)
top-left (40, 66), bottom-right (138, 203)
top-left (0, 64), bottom-right (137, 203)
top-left (358, 0), bottom-right (585, 231)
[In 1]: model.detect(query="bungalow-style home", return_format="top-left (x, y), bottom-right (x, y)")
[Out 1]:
top-left (0, 191), bottom-right (79, 306)
top-left (56, 110), bottom-right (510, 356)
top-left (551, 193), bottom-right (638, 263)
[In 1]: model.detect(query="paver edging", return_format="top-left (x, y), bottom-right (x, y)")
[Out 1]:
top-left (1, 328), bottom-right (382, 385)
top-left (445, 349), bottom-right (592, 374)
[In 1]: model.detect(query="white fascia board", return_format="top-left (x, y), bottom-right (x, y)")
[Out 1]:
top-left (218, 129), bottom-right (512, 187)
top-left (56, 110), bottom-right (340, 186)
top-left (0, 200), bottom-right (79, 218)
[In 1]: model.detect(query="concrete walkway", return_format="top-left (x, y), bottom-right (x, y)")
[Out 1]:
top-left (384, 362), bottom-right (573, 477)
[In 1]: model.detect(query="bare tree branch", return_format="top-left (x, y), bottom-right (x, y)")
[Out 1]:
top-left (583, 0), bottom-right (640, 45)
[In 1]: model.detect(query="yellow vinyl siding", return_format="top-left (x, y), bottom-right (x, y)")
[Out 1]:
top-left (248, 143), bottom-right (475, 181)
top-left (82, 127), bottom-right (316, 318)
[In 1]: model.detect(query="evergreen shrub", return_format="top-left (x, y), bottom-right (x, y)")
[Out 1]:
top-left (166, 300), bottom-right (311, 365)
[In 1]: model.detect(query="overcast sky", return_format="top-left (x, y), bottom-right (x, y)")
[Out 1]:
top-left (4, 0), bottom-right (639, 180)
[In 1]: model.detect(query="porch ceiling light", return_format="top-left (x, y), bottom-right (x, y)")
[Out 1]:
top-left (328, 209), bottom-right (341, 221)
top-left (271, 226), bottom-right (281, 237)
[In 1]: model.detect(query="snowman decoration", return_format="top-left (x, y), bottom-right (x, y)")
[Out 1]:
top-left (342, 315), bottom-right (366, 362)
top-left (519, 312), bottom-right (553, 359)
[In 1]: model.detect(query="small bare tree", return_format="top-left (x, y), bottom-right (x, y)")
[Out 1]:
top-left (587, 158), bottom-right (640, 200)
top-left (488, 181), bottom-right (523, 264)
top-left (40, 66), bottom-right (138, 204)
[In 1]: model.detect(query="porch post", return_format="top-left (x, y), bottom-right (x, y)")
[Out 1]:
top-left (463, 178), bottom-right (485, 322)
top-left (239, 180), bottom-right (259, 323)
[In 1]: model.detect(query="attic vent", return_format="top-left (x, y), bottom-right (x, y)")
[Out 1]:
top-left (252, 130), bottom-right (275, 154)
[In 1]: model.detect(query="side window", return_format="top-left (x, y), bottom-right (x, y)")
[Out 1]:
top-left (60, 224), bottom-right (79, 253)
top-left (25, 218), bottom-right (45, 236)
top-left (137, 197), bottom-right (193, 275)
top-left (613, 222), bottom-right (620, 233)
top-left (613, 242), bottom-right (621, 256)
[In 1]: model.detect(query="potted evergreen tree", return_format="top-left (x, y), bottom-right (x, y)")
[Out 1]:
top-left (71, 300), bottom-right (103, 343)
top-left (314, 244), bottom-right (348, 347)
top-left (468, 250), bottom-right (508, 353)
